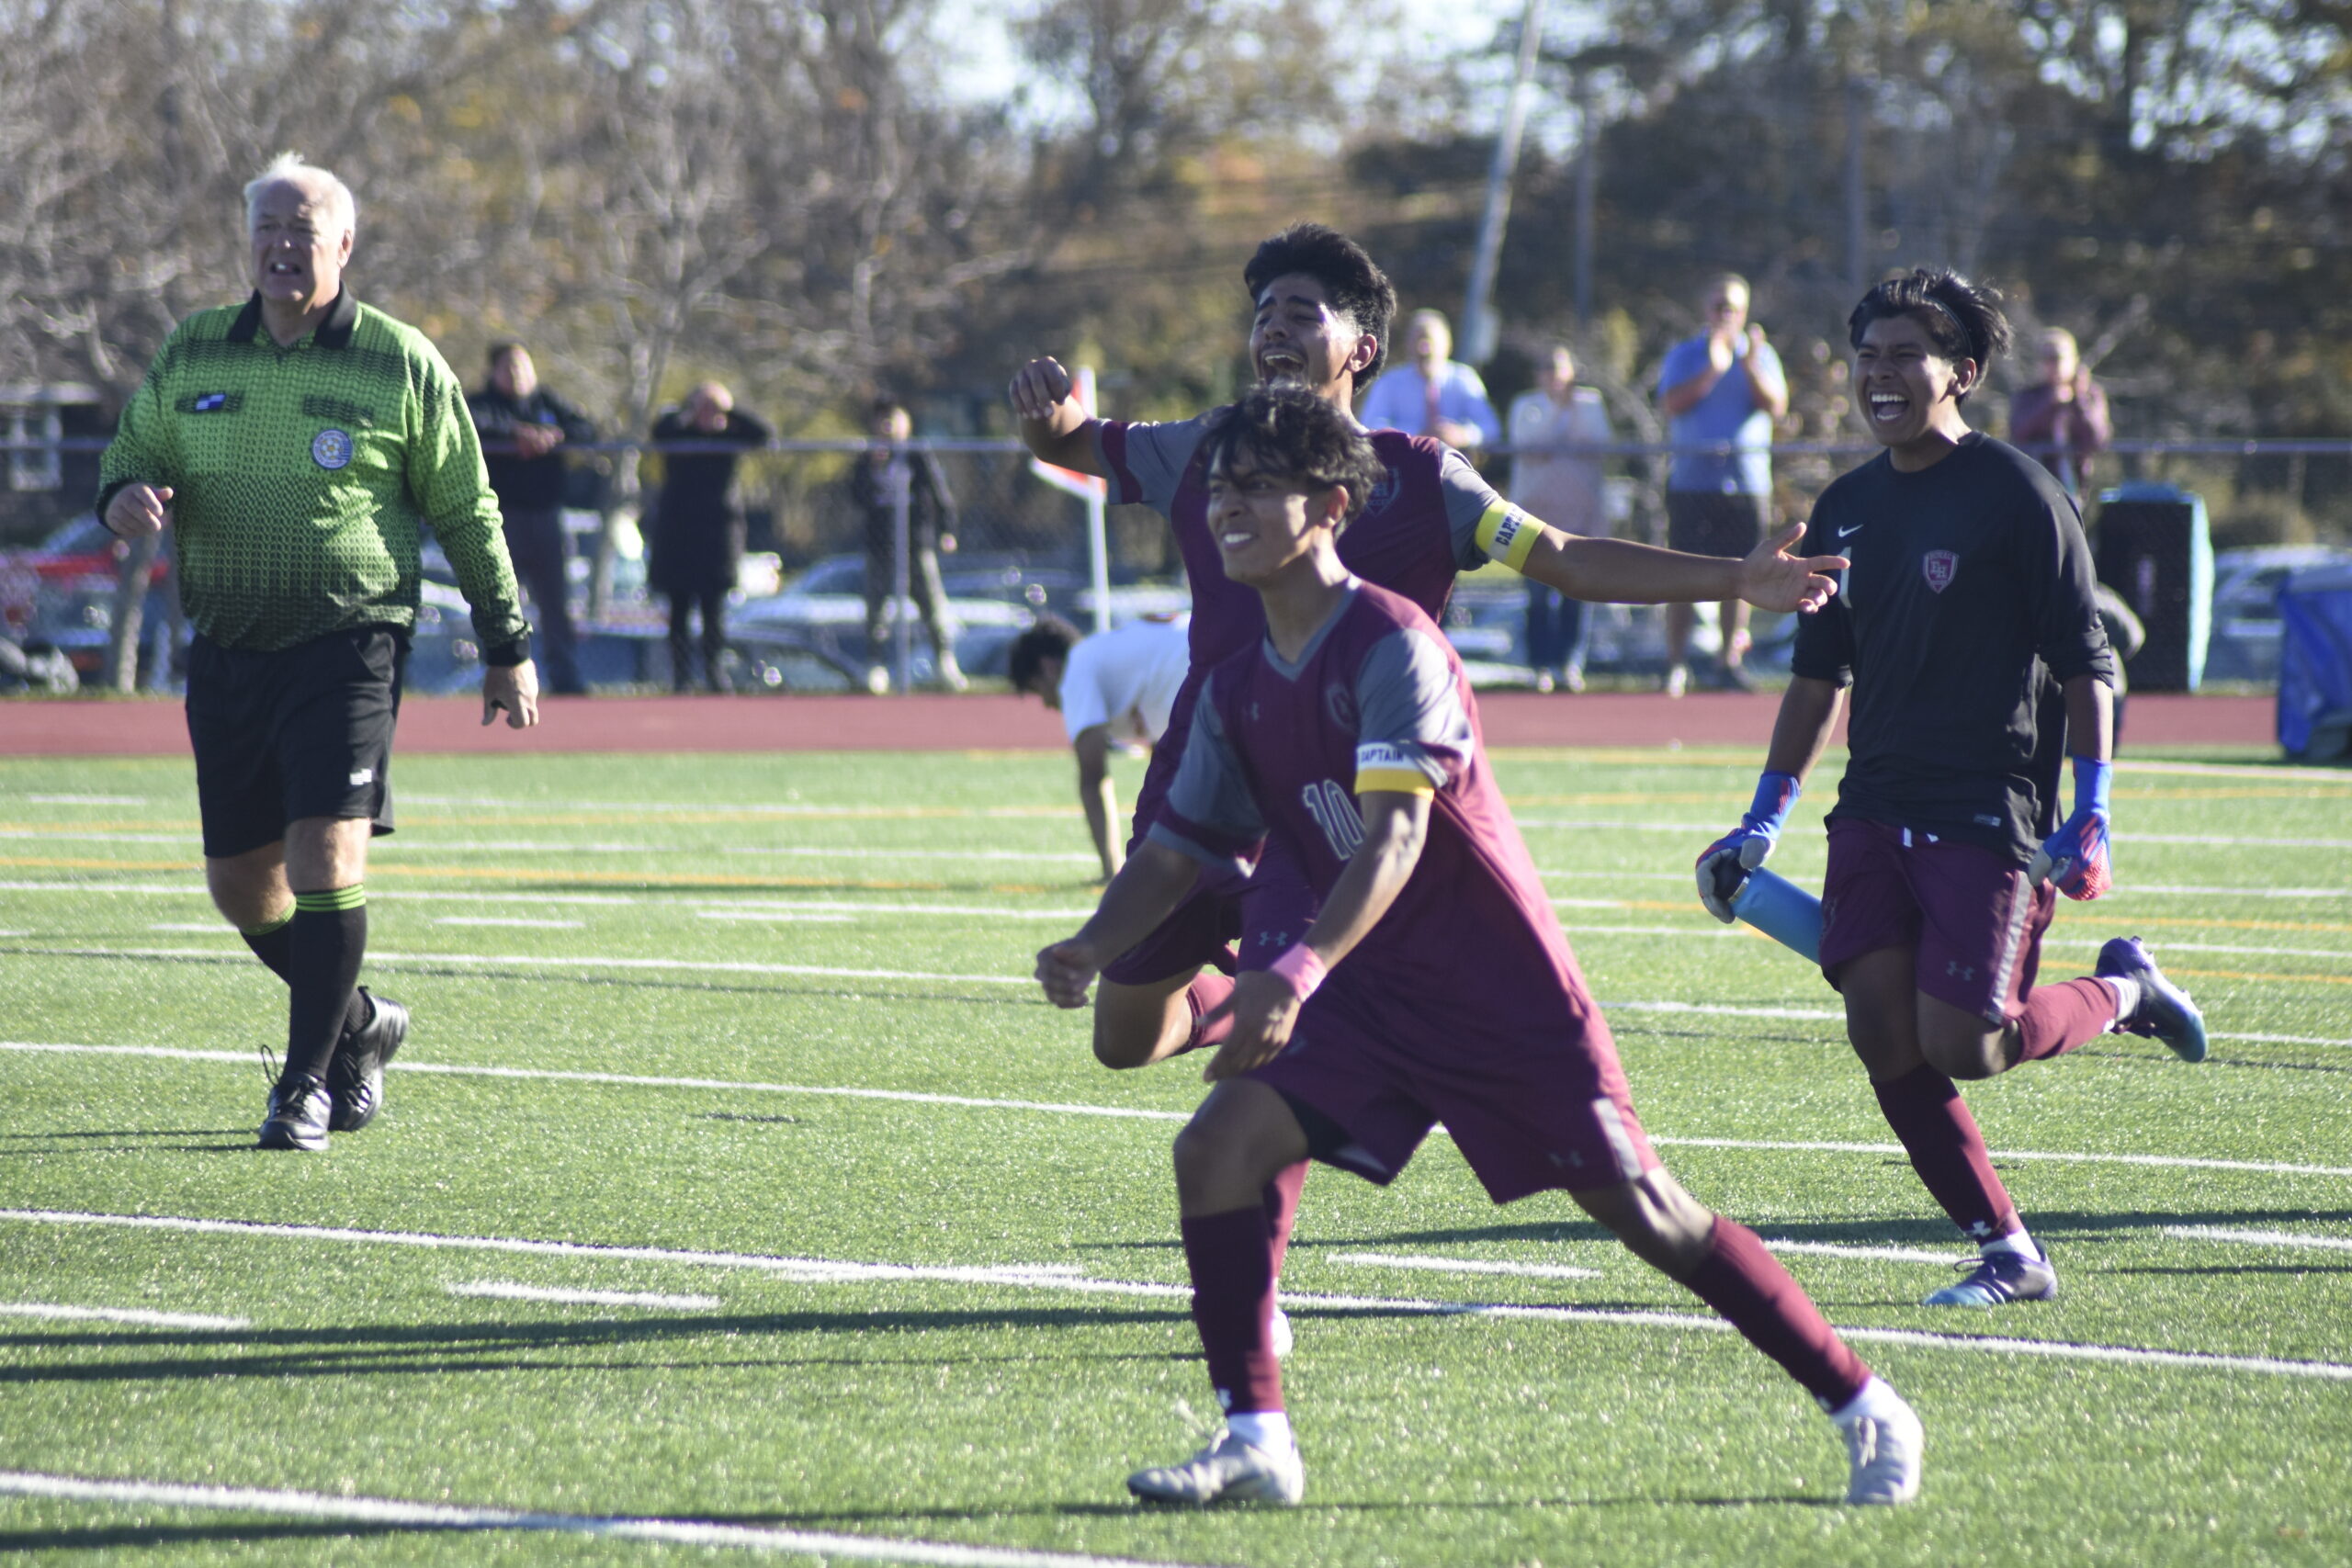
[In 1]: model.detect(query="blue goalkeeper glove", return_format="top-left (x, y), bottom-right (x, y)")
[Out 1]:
top-left (1697, 771), bottom-right (1802, 922)
top-left (2029, 755), bottom-right (2112, 900)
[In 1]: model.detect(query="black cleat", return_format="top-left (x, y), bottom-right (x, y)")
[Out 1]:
top-left (258, 1073), bottom-right (332, 1151)
top-left (326, 989), bottom-right (408, 1133)
top-left (2098, 937), bottom-right (2208, 1063)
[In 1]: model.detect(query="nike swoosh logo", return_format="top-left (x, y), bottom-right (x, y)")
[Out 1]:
top-left (1837, 524), bottom-right (1864, 538)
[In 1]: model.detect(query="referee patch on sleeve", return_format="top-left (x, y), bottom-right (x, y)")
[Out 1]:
top-left (1354, 740), bottom-right (1441, 795)
top-left (1475, 501), bottom-right (1541, 570)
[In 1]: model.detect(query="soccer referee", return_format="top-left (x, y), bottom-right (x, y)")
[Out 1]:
top-left (97, 152), bottom-right (539, 1151)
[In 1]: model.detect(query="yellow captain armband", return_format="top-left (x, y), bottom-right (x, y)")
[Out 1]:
top-left (1355, 769), bottom-right (1436, 796)
top-left (1354, 742), bottom-right (1440, 796)
top-left (1474, 500), bottom-right (1542, 572)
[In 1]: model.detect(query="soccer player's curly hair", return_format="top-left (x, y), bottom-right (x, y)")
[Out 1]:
top-left (1849, 268), bottom-right (2014, 402)
top-left (1243, 225), bottom-right (1399, 382)
top-left (1202, 385), bottom-right (1388, 530)
top-left (1006, 614), bottom-right (1082, 696)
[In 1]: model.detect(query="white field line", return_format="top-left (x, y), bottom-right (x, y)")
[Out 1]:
top-left (398, 796), bottom-right (1069, 818)
top-left (148, 923), bottom-right (234, 933)
top-left (7, 875), bottom-right (2345, 907)
top-left (0, 946), bottom-right (1035, 987)
top-left (0, 1472), bottom-right (1213, 1568)
top-left (0, 830), bottom-right (188, 844)
top-left (1331, 1252), bottom-right (1602, 1280)
top-left (0, 1043), bottom-right (1193, 1122)
top-left (20, 794), bottom-right (147, 805)
top-left (2116, 760), bottom-right (2352, 784)
top-left (696, 911), bottom-right (859, 924)
top-left (1510, 818), bottom-right (2352, 851)
top-left (1759, 1241), bottom-right (1965, 1266)
top-left (695, 899), bottom-right (1093, 920)
top-left (8, 1039), bottom-right (2352, 1177)
top-left (2164, 1226), bottom-right (2352, 1253)
top-left (380, 842), bottom-right (1097, 863)
top-left (432, 917), bottom-right (586, 930)
top-left (0, 1302), bottom-right (249, 1330)
top-left (447, 1282), bottom-right (720, 1310)
top-left (5, 1210), bottom-right (2350, 1384)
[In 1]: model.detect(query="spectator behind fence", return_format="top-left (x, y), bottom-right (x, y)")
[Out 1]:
top-left (96, 152), bottom-right (537, 1153)
top-left (648, 382), bottom-right (769, 693)
top-left (469, 343), bottom-right (594, 694)
top-left (1356, 309), bottom-right (1501, 449)
top-left (1510, 343), bottom-right (1613, 692)
top-left (1657, 272), bottom-right (1788, 695)
top-left (2008, 328), bottom-right (2111, 498)
top-left (1009, 611), bottom-right (1193, 881)
top-left (848, 398), bottom-right (964, 694)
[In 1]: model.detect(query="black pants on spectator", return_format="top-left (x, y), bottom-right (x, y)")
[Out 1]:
top-left (503, 505), bottom-right (583, 694)
top-left (667, 590), bottom-right (728, 690)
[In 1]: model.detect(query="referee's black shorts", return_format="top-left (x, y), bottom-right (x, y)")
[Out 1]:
top-left (1665, 490), bottom-right (1770, 560)
top-left (186, 625), bottom-right (406, 860)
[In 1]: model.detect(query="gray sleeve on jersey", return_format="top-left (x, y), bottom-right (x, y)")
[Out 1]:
top-left (1149, 680), bottom-right (1265, 873)
top-left (1352, 628), bottom-right (1472, 789)
top-left (1106, 415), bottom-right (1209, 514)
top-left (1437, 447), bottom-right (1506, 570)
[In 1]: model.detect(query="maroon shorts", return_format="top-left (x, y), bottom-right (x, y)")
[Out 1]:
top-left (1102, 680), bottom-right (1320, 987)
top-left (1247, 983), bottom-right (1658, 1203)
top-left (1817, 817), bottom-right (2057, 1025)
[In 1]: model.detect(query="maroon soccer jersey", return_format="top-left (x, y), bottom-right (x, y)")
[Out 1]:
top-left (1150, 581), bottom-right (1648, 1197)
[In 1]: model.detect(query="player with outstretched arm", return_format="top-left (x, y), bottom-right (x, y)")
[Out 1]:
top-left (1011, 226), bottom-right (1848, 1346)
top-left (1037, 386), bottom-right (1923, 1509)
top-left (1697, 269), bottom-right (2207, 1309)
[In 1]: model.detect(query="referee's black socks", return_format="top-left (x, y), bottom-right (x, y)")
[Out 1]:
top-left (280, 886), bottom-right (368, 1083)
top-left (242, 905), bottom-right (370, 1040)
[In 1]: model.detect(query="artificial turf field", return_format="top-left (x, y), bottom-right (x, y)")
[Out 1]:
top-left (0, 745), bottom-right (2346, 1566)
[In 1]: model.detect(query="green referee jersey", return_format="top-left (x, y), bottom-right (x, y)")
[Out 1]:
top-left (97, 290), bottom-right (530, 659)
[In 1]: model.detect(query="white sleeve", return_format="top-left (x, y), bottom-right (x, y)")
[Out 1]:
top-left (1056, 639), bottom-right (1114, 741)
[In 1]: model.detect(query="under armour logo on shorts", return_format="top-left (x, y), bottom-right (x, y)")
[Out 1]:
top-left (348, 768), bottom-right (374, 786)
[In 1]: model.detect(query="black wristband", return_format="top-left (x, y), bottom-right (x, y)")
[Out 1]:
top-left (482, 636), bottom-right (532, 668)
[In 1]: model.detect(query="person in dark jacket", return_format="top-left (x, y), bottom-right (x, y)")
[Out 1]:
top-left (648, 382), bottom-right (770, 692)
top-left (469, 344), bottom-right (596, 694)
top-left (848, 399), bottom-right (963, 693)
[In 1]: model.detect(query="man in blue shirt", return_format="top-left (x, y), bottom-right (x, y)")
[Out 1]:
top-left (1356, 310), bottom-right (1501, 450)
top-left (1657, 273), bottom-right (1787, 694)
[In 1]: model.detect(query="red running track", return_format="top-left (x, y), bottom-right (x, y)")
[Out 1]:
top-left (0, 691), bottom-right (2279, 757)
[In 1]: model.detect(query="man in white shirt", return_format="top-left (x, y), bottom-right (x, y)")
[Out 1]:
top-left (1509, 343), bottom-right (1614, 691)
top-left (1009, 612), bottom-right (1192, 880)
top-left (1355, 310), bottom-right (1501, 449)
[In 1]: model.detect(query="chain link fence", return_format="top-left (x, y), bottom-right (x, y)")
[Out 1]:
top-left (6, 431), bottom-right (2349, 695)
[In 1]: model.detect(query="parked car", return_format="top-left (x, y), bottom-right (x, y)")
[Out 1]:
top-left (2203, 546), bottom-right (2352, 685)
top-left (0, 513), bottom-right (179, 684)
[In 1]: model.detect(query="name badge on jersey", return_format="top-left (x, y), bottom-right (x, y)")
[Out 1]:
top-left (1922, 548), bottom-right (1958, 593)
top-left (311, 428), bottom-right (354, 470)
top-left (194, 392), bottom-right (232, 412)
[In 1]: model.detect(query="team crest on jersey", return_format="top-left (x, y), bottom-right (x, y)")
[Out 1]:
top-left (311, 428), bottom-right (354, 470)
top-left (1324, 681), bottom-right (1359, 731)
top-left (1922, 548), bottom-right (1959, 592)
top-left (1363, 467), bottom-right (1401, 518)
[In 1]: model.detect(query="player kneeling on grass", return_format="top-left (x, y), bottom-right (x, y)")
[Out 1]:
top-left (1037, 386), bottom-right (1922, 1508)
top-left (1699, 268), bottom-right (2207, 1311)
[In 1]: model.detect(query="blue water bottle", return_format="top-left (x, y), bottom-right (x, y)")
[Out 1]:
top-left (1728, 865), bottom-right (1823, 964)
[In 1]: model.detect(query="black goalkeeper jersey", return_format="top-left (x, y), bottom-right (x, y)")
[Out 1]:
top-left (1792, 432), bottom-right (2115, 866)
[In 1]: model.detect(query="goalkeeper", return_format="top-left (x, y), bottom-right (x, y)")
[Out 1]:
top-left (1698, 268), bottom-right (2206, 1312)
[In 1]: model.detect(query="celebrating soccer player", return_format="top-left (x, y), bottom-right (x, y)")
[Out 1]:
top-left (1698, 268), bottom-right (2207, 1309)
top-left (1009, 225), bottom-right (1843, 1078)
top-left (1037, 387), bottom-right (1921, 1507)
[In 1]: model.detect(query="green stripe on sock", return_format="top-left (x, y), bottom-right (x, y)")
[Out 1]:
top-left (293, 885), bottom-right (367, 913)
top-left (240, 910), bottom-right (294, 938)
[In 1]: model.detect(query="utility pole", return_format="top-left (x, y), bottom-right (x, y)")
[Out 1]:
top-left (1459, 0), bottom-right (1550, 365)
top-left (1573, 69), bottom-right (1597, 326)
top-left (1844, 74), bottom-right (1869, 292)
